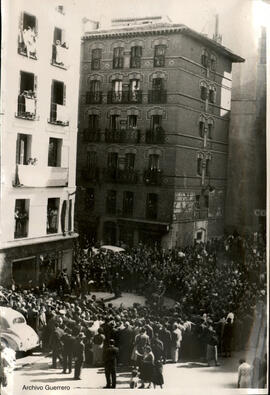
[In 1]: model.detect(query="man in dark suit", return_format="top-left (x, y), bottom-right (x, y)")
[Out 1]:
top-left (73, 332), bottom-right (85, 380)
top-left (103, 339), bottom-right (119, 388)
top-left (61, 327), bottom-right (75, 374)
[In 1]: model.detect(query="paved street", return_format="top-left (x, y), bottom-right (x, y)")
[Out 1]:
top-left (4, 348), bottom-right (265, 395)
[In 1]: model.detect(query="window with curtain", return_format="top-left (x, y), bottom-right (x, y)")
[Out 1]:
top-left (128, 115), bottom-right (137, 128)
top-left (148, 154), bottom-right (160, 170)
top-left (113, 47), bottom-right (124, 69)
top-left (130, 46), bottom-right (142, 68)
top-left (200, 82), bottom-right (208, 101)
top-left (91, 48), bottom-right (102, 70)
top-left (154, 45), bottom-right (166, 67)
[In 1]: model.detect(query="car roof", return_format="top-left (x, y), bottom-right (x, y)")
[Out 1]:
top-left (100, 245), bottom-right (125, 252)
top-left (0, 306), bottom-right (25, 323)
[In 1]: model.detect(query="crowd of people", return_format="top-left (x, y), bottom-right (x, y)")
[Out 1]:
top-left (0, 231), bottom-right (267, 388)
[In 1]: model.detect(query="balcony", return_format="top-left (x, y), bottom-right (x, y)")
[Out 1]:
top-left (105, 128), bottom-right (141, 144)
top-left (83, 129), bottom-right (101, 142)
top-left (194, 208), bottom-right (208, 220)
top-left (104, 168), bottom-right (138, 184)
top-left (107, 90), bottom-right (142, 104)
top-left (148, 90), bottom-right (167, 104)
top-left (51, 44), bottom-right (68, 69)
top-left (16, 95), bottom-right (37, 120)
top-left (144, 169), bottom-right (163, 186)
top-left (81, 167), bottom-right (100, 183)
top-left (85, 91), bottom-right (103, 104)
top-left (48, 103), bottom-right (69, 126)
top-left (18, 29), bottom-right (37, 59)
top-left (145, 127), bottom-right (165, 144)
top-left (15, 165), bottom-right (68, 187)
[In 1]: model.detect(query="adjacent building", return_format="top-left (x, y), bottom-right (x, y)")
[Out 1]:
top-left (76, 16), bottom-right (244, 248)
top-left (0, 0), bottom-right (82, 286)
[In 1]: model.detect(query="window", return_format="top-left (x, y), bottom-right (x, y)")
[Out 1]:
top-left (86, 151), bottom-right (97, 169)
top-left (106, 190), bottom-right (117, 214)
top-left (129, 79), bottom-right (141, 102)
top-left (148, 154), bottom-right (160, 170)
top-left (110, 114), bottom-right (120, 131)
top-left (123, 191), bottom-right (134, 216)
top-left (113, 47), bottom-right (124, 69)
top-left (130, 46), bottom-right (142, 68)
top-left (14, 199), bottom-right (29, 239)
top-left (52, 27), bottom-right (68, 67)
top-left (50, 80), bottom-right (67, 124)
top-left (125, 153), bottom-right (135, 169)
top-left (16, 134), bottom-right (32, 165)
top-left (152, 78), bottom-right (164, 90)
top-left (88, 114), bottom-right (99, 131)
top-left (112, 80), bottom-right (122, 102)
top-left (47, 198), bottom-right (60, 234)
top-left (146, 193), bottom-right (158, 220)
top-left (86, 80), bottom-right (102, 104)
top-left (199, 120), bottom-right (205, 138)
top-left (48, 138), bottom-right (62, 167)
top-left (85, 188), bottom-right (95, 211)
top-left (195, 195), bottom-right (200, 209)
top-left (107, 152), bottom-right (118, 168)
top-left (209, 86), bottom-right (216, 104)
top-left (17, 71), bottom-right (36, 119)
top-left (18, 12), bottom-right (37, 58)
top-left (200, 82), bottom-right (208, 101)
top-left (151, 115), bottom-right (162, 130)
top-left (210, 54), bottom-right (217, 71)
top-left (201, 49), bottom-right (209, 67)
top-left (149, 78), bottom-right (166, 103)
top-left (197, 157), bottom-right (202, 176)
top-left (205, 158), bottom-right (210, 176)
top-left (208, 120), bottom-right (213, 139)
top-left (204, 195), bottom-right (209, 209)
top-left (128, 115), bottom-right (137, 128)
top-left (91, 48), bottom-right (102, 70)
top-left (154, 45), bottom-right (166, 67)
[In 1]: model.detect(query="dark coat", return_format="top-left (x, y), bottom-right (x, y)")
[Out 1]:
top-left (104, 346), bottom-right (119, 368)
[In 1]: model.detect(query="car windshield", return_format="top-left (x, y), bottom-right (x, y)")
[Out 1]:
top-left (13, 317), bottom-right (25, 324)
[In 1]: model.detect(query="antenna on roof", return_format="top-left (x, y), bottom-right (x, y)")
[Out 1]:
top-left (213, 14), bottom-right (222, 44)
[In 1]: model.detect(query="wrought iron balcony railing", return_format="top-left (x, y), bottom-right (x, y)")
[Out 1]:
top-left (107, 90), bottom-right (142, 104)
top-left (104, 168), bottom-right (138, 184)
top-left (48, 103), bottom-right (69, 126)
top-left (83, 129), bottom-right (101, 142)
top-left (105, 128), bottom-right (141, 144)
top-left (16, 95), bottom-right (37, 120)
top-left (85, 91), bottom-right (103, 104)
top-left (145, 128), bottom-right (165, 144)
top-left (143, 169), bottom-right (163, 186)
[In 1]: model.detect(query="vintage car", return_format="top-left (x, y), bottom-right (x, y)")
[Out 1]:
top-left (0, 306), bottom-right (39, 352)
top-left (99, 245), bottom-right (126, 254)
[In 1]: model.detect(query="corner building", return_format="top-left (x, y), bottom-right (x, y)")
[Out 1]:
top-left (76, 17), bottom-right (244, 248)
top-left (0, 0), bottom-right (81, 286)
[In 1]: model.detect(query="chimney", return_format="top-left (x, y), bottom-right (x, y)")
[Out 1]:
top-left (212, 14), bottom-right (222, 44)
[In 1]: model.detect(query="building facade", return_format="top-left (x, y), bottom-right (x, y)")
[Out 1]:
top-left (76, 17), bottom-right (244, 248)
top-left (224, 0), bottom-right (266, 234)
top-left (0, 0), bottom-right (82, 286)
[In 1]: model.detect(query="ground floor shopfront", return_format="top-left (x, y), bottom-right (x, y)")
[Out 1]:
top-left (0, 233), bottom-right (78, 288)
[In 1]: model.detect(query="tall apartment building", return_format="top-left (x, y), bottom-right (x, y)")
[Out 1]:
top-left (76, 16), bottom-right (244, 248)
top-left (0, 0), bottom-right (81, 286)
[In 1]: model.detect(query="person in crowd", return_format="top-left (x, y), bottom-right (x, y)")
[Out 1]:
top-left (139, 346), bottom-right (155, 389)
top-left (73, 332), bottom-right (85, 380)
top-left (206, 325), bottom-right (219, 367)
top-left (103, 339), bottom-right (119, 389)
top-left (238, 358), bottom-right (252, 388)
top-left (92, 327), bottom-right (105, 367)
top-left (130, 367), bottom-right (139, 388)
top-left (171, 323), bottom-right (182, 363)
top-left (61, 327), bottom-right (75, 374)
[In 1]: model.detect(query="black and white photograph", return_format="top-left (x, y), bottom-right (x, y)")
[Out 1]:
top-left (0, 0), bottom-right (268, 394)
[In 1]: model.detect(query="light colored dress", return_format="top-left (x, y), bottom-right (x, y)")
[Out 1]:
top-left (238, 362), bottom-right (252, 388)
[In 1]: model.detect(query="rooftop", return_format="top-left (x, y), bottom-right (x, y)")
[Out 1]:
top-left (83, 20), bottom-right (244, 63)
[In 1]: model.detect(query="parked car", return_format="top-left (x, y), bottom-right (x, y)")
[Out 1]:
top-left (0, 306), bottom-right (39, 352)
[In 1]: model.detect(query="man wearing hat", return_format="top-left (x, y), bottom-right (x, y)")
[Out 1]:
top-left (73, 332), bottom-right (85, 380)
top-left (103, 339), bottom-right (119, 388)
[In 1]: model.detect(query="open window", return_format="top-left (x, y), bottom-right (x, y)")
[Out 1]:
top-left (146, 193), bottom-right (158, 220)
top-left (49, 80), bottom-right (68, 125)
top-left (17, 71), bottom-right (37, 119)
top-left (47, 198), bottom-right (60, 234)
top-left (106, 191), bottom-right (117, 214)
top-left (113, 47), bottom-right (124, 69)
top-left (197, 157), bottom-right (203, 176)
top-left (18, 12), bottom-right (37, 58)
top-left (123, 191), bottom-right (134, 216)
top-left (110, 114), bottom-right (120, 131)
top-left (91, 48), bottom-right (102, 70)
top-left (16, 134), bottom-right (32, 165)
top-left (125, 153), bottom-right (135, 170)
top-left (48, 138), bottom-right (62, 167)
top-left (129, 79), bottom-right (141, 102)
top-left (127, 115), bottom-right (137, 129)
top-left (130, 46), bottom-right (142, 68)
top-left (154, 45), bottom-right (166, 67)
top-left (52, 27), bottom-right (68, 68)
top-left (14, 199), bottom-right (29, 239)
top-left (201, 49), bottom-right (209, 68)
top-left (86, 80), bottom-right (102, 104)
top-left (209, 86), bottom-right (216, 104)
